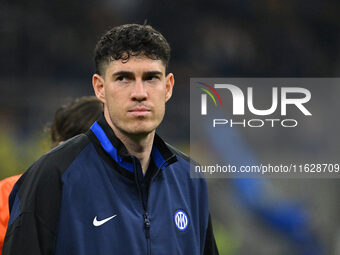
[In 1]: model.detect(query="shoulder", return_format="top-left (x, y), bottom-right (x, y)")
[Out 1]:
top-left (16, 134), bottom-right (91, 209)
top-left (6, 134), bottom-right (93, 232)
top-left (165, 143), bottom-right (208, 192)
top-left (166, 143), bottom-right (200, 166)
top-left (166, 143), bottom-right (205, 177)
top-left (43, 134), bottom-right (91, 168)
top-left (27, 134), bottom-right (90, 176)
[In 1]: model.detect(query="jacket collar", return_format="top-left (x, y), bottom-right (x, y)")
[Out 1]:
top-left (90, 114), bottom-right (177, 173)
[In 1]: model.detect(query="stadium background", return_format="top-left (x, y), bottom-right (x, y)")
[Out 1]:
top-left (0, 0), bottom-right (339, 254)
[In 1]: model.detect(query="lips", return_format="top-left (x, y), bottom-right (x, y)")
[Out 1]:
top-left (128, 107), bottom-right (151, 116)
top-left (129, 108), bottom-right (150, 112)
top-left (128, 107), bottom-right (151, 112)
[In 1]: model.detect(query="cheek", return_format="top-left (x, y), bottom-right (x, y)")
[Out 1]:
top-left (153, 86), bottom-right (167, 100)
top-left (152, 90), bottom-right (166, 105)
top-left (105, 91), bottom-right (124, 113)
top-left (105, 86), bottom-right (124, 102)
top-left (154, 98), bottom-right (166, 118)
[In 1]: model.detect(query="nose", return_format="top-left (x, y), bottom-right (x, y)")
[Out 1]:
top-left (131, 79), bottom-right (147, 102)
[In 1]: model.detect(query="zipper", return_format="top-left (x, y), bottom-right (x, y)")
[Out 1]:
top-left (133, 157), bottom-right (151, 255)
top-left (143, 212), bottom-right (151, 238)
top-left (134, 155), bottom-right (176, 255)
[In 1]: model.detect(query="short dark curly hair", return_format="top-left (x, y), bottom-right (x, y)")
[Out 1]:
top-left (94, 24), bottom-right (171, 76)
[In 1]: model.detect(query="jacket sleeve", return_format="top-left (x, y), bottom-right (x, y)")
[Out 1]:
top-left (2, 213), bottom-right (57, 255)
top-left (203, 214), bottom-right (219, 255)
top-left (2, 159), bottom-right (62, 255)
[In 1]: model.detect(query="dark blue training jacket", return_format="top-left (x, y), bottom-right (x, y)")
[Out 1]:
top-left (3, 115), bottom-right (218, 255)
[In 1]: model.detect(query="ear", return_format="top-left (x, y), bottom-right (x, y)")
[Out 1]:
top-left (165, 73), bottom-right (175, 102)
top-left (92, 74), bottom-right (106, 104)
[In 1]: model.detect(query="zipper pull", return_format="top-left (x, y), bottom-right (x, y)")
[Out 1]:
top-left (143, 213), bottom-right (151, 239)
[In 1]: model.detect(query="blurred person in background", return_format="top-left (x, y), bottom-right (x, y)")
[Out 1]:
top-left (0, 96), bottom-right (103, 254)
top-left (3, 23), bottom-right (218, 255)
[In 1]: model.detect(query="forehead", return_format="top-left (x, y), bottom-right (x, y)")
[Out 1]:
top-left (104, 56), bottom-right (165, 76)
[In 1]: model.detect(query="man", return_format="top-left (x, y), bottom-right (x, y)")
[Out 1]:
top-left (0, 96), bottom-right (103, 254)
top-left (3, 24), bottom-right (218, 254)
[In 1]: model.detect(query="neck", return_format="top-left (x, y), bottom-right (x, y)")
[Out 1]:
top-left (104, 112), bottom-right (154, 174)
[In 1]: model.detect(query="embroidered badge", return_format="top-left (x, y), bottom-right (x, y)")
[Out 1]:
top-left (174, 209), bottom-right (189, 231)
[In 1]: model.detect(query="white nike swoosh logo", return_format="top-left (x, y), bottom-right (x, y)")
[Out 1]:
top-left (93, 215), bottom-right (117, 227)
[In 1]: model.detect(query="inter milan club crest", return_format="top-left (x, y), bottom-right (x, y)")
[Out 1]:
top-left (174, 209), bottom-right (189, 231)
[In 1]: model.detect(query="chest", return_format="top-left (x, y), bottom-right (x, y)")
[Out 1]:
top-left (55, 163), bottom-right (202, 255)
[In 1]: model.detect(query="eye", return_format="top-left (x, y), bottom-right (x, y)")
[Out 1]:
top-left (146, 75), bottom-right (160, 81)
top-left (116, 76), bottom-right (129, 82)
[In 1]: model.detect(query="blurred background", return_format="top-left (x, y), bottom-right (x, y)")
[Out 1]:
top-left (0, 0), bottom-right (340, 254)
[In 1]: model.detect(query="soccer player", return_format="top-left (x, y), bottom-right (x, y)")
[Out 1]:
top-left (3, 24), bottom-right (218, 254)
top-left (0, 96), bottom-right (103, 254)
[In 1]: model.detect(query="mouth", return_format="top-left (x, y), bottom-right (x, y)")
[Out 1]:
top-left (128, 107), bottom-right (151, 116)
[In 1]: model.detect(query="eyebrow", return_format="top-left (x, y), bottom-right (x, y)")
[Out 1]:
top-left (143, 71), bottom-right (163, 76)
top-left (112, 71), bottom-right (134, 78)
top-left (112, 71), bottom-right (163, 78)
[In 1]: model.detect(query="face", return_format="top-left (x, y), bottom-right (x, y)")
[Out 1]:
top-left (92, 56), bottom-right (174, 137)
